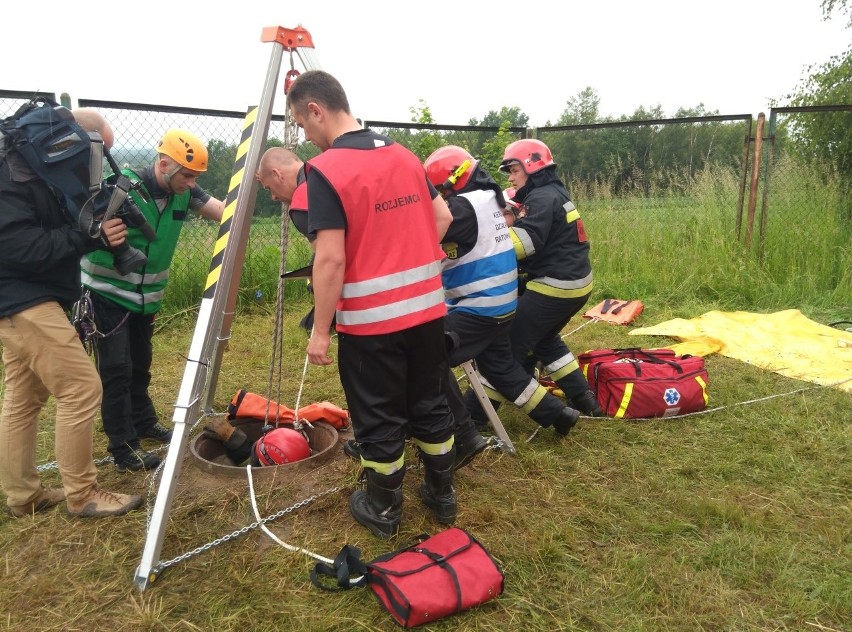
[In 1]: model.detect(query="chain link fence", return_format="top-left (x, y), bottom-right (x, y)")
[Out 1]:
top-left (3, 90), bottom-right (849, 313)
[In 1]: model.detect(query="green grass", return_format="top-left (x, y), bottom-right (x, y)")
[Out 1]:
top-left (1, 301), bottom-right (849, 631)
top-left (0, 164), bottom-right (850, 630)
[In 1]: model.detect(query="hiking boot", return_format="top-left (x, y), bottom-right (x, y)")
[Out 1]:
top-left (553, 407), bottom-right (580, 436)
top-left (114, 447), bottom-right (161, 473)
top-left (67, 486), bottom-right (143, 518)
top-left (343, 439), bottom-right (363, 461)
top-left (137, 422), bottom-right (173, 443)
top-left (454, 433), bottom-right (488, 470)
top-left (8, 486), bottom-right (65, 518)
top-left (571, 390), bottom-right (605, 417)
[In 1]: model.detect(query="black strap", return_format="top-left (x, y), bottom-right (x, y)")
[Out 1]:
top-left (610, 300), bottom-right (631, 315)
top-left (310, 544), bottom-right (368, 591)
top-left (600, 298), bottom-right (619, 314)
top-left (226, 389), bottom-right (248, 420)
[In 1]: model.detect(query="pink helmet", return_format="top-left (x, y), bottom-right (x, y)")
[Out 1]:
top-left (499, 139), bottom-right (555, 174)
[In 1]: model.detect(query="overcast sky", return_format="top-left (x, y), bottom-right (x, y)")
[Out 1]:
top-left (4, 1), bottom-right (848, 126)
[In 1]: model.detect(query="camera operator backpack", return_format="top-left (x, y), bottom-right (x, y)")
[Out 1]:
top-left (1, 97), bottom-right (153, 274)
top-left (0, 97), bottom-right (103, 226)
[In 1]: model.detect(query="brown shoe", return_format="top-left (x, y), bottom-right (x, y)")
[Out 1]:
top-left (66, 486), bottom-right (143, 518)
top-left (8, 486), bottom-right (65, 518)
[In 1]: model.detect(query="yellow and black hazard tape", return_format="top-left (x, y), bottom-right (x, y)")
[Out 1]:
top-left (202, 106), bottom-right (258, 299)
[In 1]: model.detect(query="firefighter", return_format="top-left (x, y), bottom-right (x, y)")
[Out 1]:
top-left (288, 70), bottom-right (456, 539)
top-left (468, 139), bottom-right (603, 420)
top-left (427, 147), bottom-right (581, 438)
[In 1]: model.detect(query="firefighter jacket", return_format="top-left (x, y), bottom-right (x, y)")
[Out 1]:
top-left (442, 186), bottom-right (518, 319)
top-left (510, 168), bottom-right (594, 299)
top-left (306, 140), bottom-right (446, 335)
top-left (80, 168), bottom-right (191, 315)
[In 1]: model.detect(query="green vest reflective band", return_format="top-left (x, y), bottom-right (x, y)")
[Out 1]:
top-left (81, 169), bottom-right (191, 315)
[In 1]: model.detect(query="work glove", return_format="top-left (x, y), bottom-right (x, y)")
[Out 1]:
top-left (202, 418), bottom-right (249, 451)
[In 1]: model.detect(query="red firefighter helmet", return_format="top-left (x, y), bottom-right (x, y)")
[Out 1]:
top-left (424, 145), bottom-right (477, 192)
top-left (499, 139), bottom-right (555, 174)
top-left (253, 427), bottom-right (311, 465)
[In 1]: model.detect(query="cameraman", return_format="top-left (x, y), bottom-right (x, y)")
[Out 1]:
top-left (0, 108), bottom-right (143, 518)
top-left (80, 129), bottom-right (223, 473)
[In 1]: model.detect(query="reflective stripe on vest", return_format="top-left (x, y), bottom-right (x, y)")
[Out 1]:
top-left (82, 169), bottom-right (190, 314)
top-left (442, 189), bottom-right (518, 318)
top-left (307, 142), bottom-right (446, 335)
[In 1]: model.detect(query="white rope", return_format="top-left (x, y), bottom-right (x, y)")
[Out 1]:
top-left (245, 464), bottom-right (333, 563)
top-left (560, 316), bottom-right (599, 339)
top-left (245, 464), bottom-right (366, 586)
top-left (291, 353), bottom-right (314, 431)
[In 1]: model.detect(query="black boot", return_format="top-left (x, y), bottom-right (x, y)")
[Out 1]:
top-left (570, 390), bottom-right (605, 417)
top-left (343, 439), bottom-right (363, 461)
top-left (454, 433), bottom-right (488, 470)
top-left (349, 468), bottom-right (405, 539)
top-left (553, 407), bottom-right (580, 436)
top-left (419, 451), bottom-right (457, 524)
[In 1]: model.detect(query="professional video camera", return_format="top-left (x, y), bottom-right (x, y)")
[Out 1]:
top-left (78, 145), bottom-right (157, 275)
top-left (0, 97), bottom-right (154, 275)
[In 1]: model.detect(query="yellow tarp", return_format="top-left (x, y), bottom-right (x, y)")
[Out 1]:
top-left (628, 309), bottom-right (852, 393)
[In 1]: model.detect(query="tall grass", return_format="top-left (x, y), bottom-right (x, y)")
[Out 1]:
top-left (163, 160), bottom-right (849, 320)
top-left (164, 217), bottom-right (314, 315)
top-left (570, 158), bottom-right (850, 316)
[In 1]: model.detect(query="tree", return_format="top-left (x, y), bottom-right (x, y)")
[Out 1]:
top-left (400, 99), bottom-right (445, 161)
top-left (822, 0), bottom-right (852, 27)
top-left (779, 0), bottom-right (851, 207)
top-left (557, 87), bottom-right (602, 126)
top-left (468, 107), bottom-right (529, 128)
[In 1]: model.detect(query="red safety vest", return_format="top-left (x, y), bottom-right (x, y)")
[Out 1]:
top-left (290, 181), bottom-right (307, 213)
top-left (307, 144), bottom-right (446, 335)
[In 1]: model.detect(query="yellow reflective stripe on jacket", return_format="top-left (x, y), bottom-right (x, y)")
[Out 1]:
top-left (527, 272), bottom-right (594, 299)
top-left (509, 226), bottom-right (534, 260)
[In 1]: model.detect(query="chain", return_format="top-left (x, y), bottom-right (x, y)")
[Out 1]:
top-left (152, 485), bottom-right (344, 573)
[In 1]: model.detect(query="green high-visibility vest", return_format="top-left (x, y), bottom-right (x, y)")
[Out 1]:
top-left (81, 169), bottom-right (191, 315)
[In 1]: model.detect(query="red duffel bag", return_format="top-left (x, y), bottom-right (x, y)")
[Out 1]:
top-left (311, 528), bottom-right (504, 628)
top-left (579, 348), bottom-right (709, 418)
top-left (367, 527), bottom-right (504, 627)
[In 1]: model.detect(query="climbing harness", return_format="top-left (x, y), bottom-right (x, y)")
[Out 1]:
top-left (71, 288), bottom-right (128, 355)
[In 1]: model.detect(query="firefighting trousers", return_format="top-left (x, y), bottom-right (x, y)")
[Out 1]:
top-left (337, 318), bottom-right (455, 466)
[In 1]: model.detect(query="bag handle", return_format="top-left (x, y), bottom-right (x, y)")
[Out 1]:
top-left (310, 544), bottom-right (368, 591)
